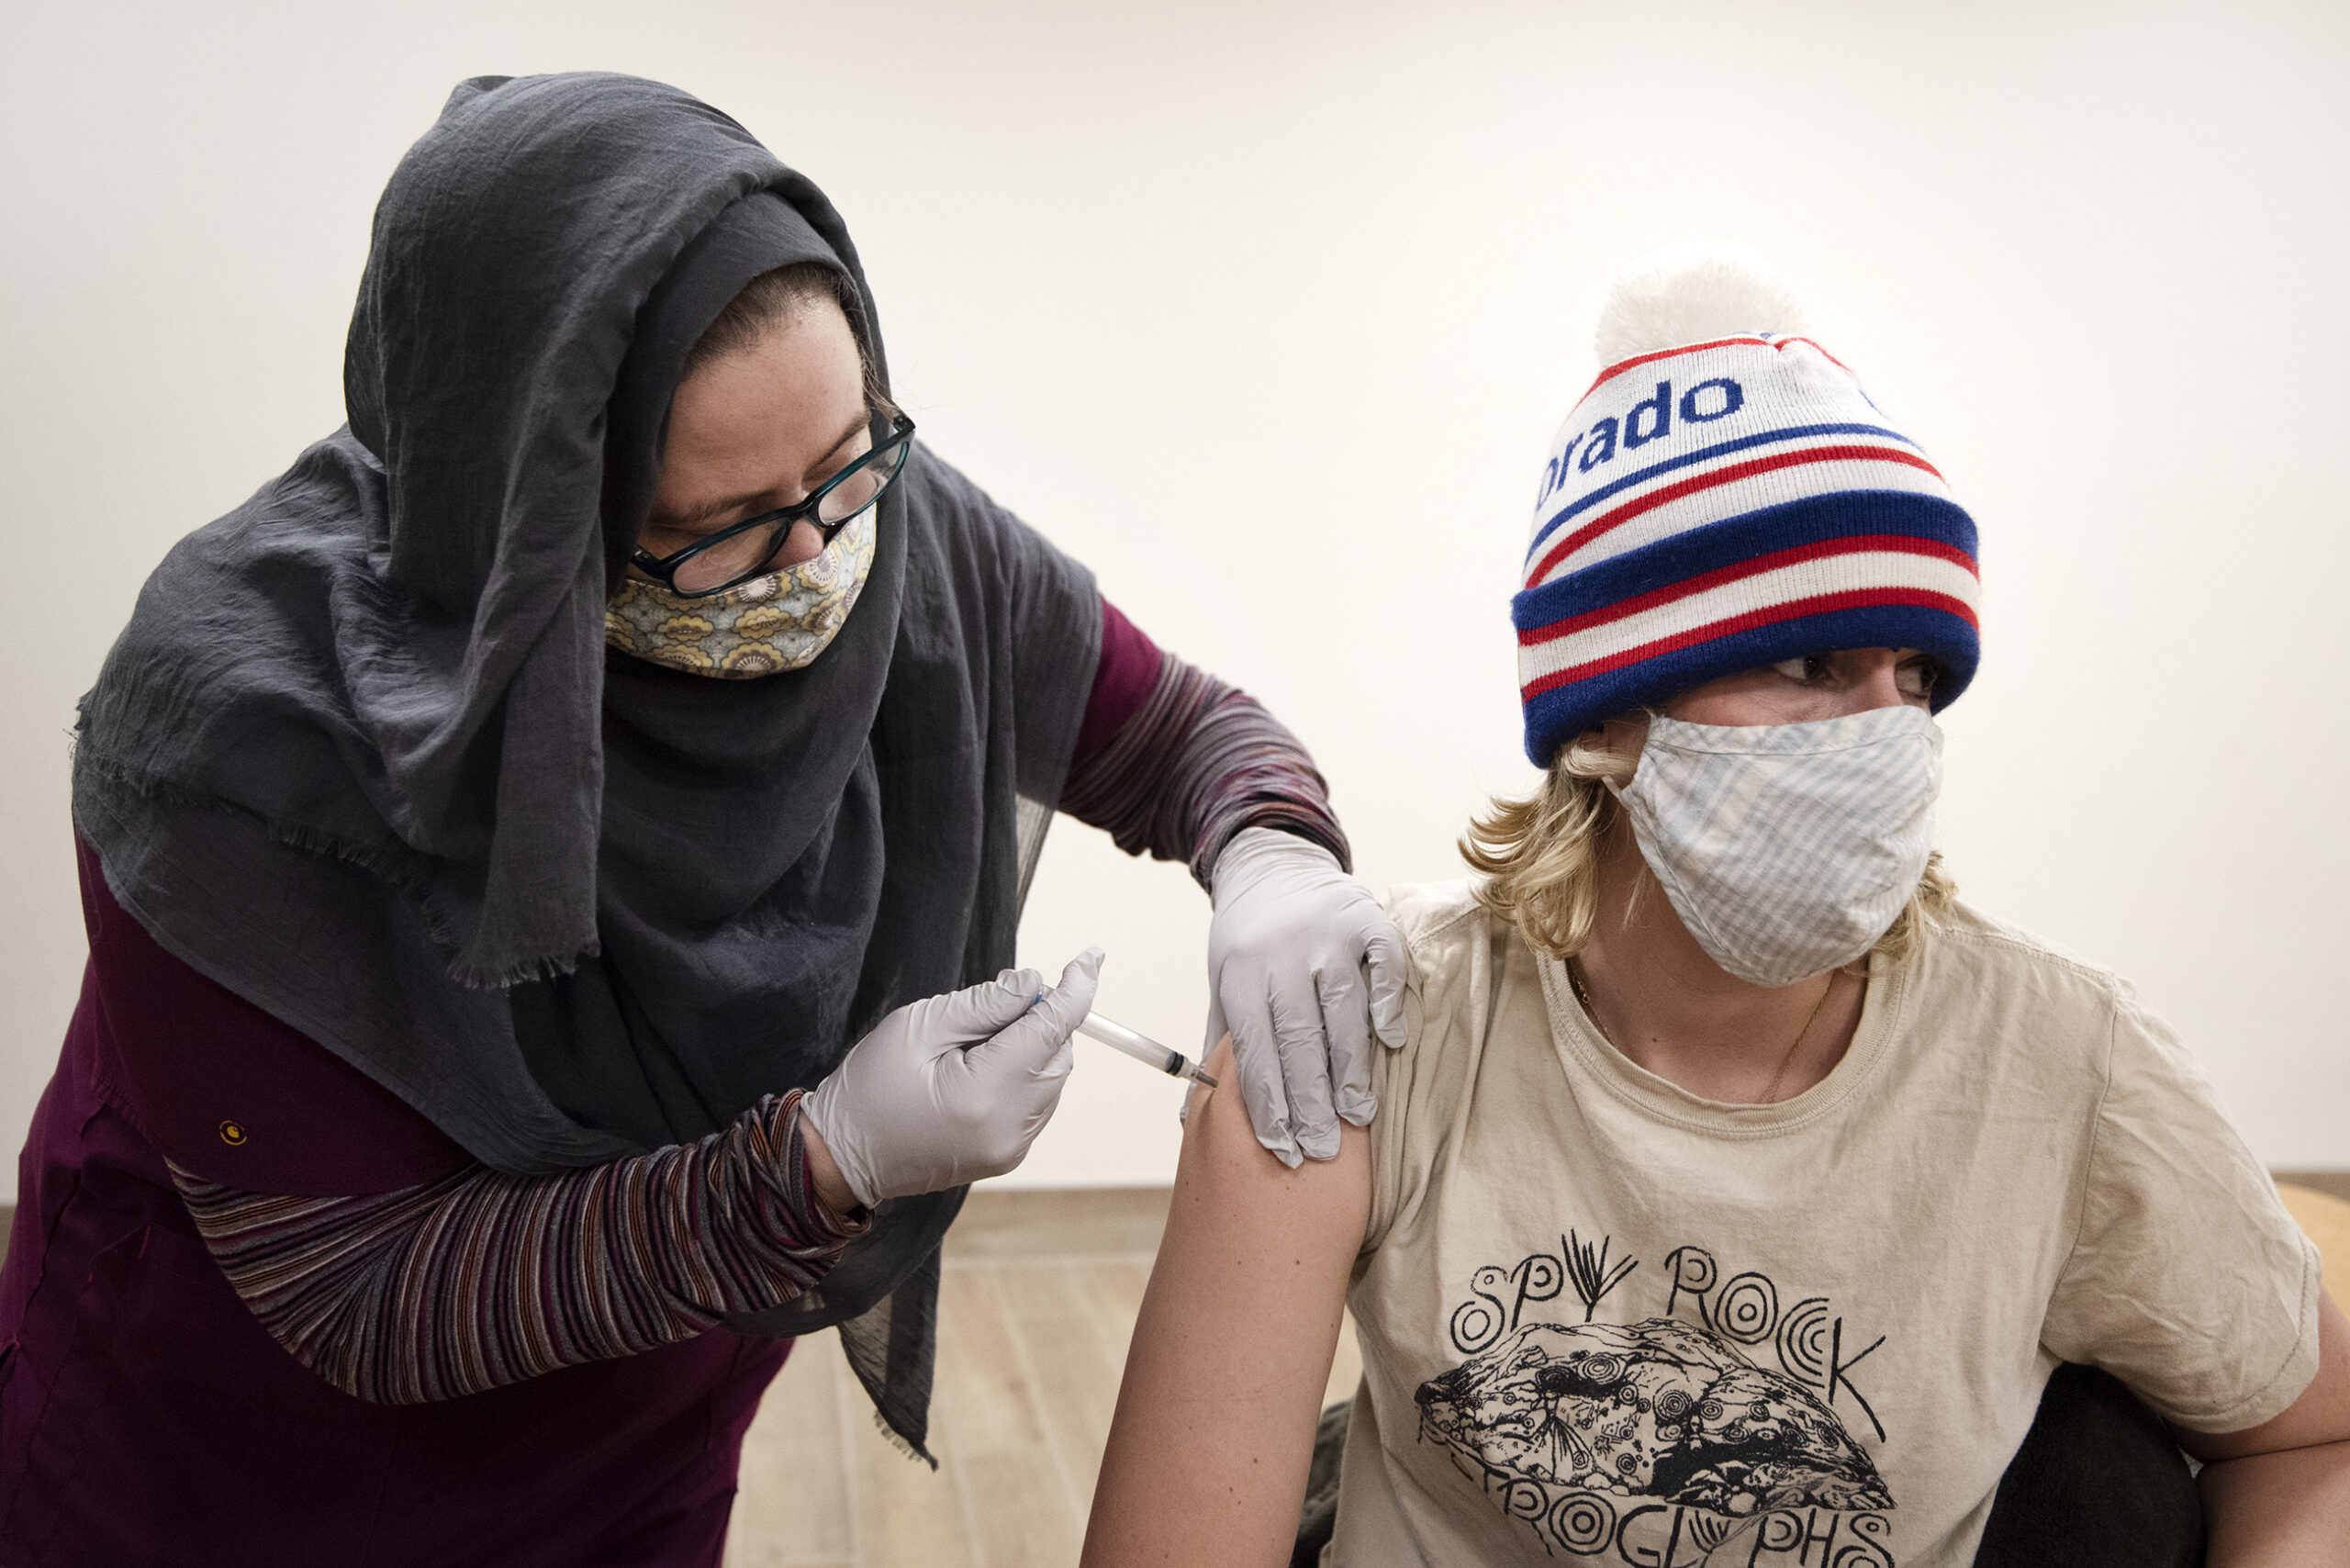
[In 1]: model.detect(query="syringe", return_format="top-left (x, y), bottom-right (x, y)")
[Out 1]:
top-left (1077, 1014), bottom-right (1219, 1088)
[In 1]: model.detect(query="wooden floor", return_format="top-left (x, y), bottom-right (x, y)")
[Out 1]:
top-left (2277, 1169), bottom-right (2350, 1205)
top-left (2280, 1182), bottom-right (2350, 1303)
top-left (722, 1188), bottom-right (1360, 1568)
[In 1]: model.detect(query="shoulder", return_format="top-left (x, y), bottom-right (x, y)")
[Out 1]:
top-left (1914, 898), bottom-right (2132, 1014)
top-left (1364, 881), bottom-right (1525, 1249)
top-left (897, 440), bottom-right (985, 515)
top-left (1927, 897), bottom-right (2109, 973)
top-left (1374, 878), bottom-right (1539, 1035)
top-left (895, 444), bottom-right (1013, 584)
top-left (1377, 879), bottom-right (1490, 972)
top-left (1375, 879), bottom-right (1510, 1049)
top-left (896, 442), bottom-right (1096, 621)
top-left (897, 443), bottom-right (1047, 566)
top-left (1903, 898), bottom-right (2197, 1096)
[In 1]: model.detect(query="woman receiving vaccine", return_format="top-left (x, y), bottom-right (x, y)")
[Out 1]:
top-left (1084, 251), bottom-right (2350, 1566)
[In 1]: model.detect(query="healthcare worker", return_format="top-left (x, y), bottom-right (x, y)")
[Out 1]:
top-left (0, 73), bottom-right (1401, 1564)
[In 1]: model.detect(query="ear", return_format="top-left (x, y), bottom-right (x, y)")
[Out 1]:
top-left (1584, 713), bottom-right (1650, 779)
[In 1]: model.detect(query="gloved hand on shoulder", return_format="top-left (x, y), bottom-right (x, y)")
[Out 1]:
top-left (1205, 826), bottom-right (1407, 1168)
top-left (802, 949), bottom-right (1103, 1209)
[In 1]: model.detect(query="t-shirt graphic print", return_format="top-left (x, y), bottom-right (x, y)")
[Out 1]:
top-left (1416, 1231), bottom-right (1893, 1563)
top-left (1325, 883), bottom-right (2319, 1568)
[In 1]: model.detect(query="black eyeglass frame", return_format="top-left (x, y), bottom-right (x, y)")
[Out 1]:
top-left (629, 412), bottom-right (917, 598)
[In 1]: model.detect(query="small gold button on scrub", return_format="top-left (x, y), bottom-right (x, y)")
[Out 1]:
top-left (218, 1121), bottom-right (248, 1146)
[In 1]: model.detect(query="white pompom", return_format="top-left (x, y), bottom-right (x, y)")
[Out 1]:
top-left (1593, 242), bottom-right (1807, 364)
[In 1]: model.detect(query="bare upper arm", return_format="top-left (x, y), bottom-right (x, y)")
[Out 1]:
top-left (2174, 1287), bottom-right (2350, 1462)
top-left (1081, 1036), bottom-right (1371, 1568)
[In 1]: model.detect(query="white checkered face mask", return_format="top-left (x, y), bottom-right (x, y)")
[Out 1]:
top-left (1613, 704), bottom-right (1943, 987)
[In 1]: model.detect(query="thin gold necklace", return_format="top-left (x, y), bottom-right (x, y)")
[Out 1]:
top-left (1567, 957), bottom-right (1838, 1105)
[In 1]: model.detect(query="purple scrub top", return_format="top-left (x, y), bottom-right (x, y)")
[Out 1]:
top-left (0, 841), bottom-right (790, 1565)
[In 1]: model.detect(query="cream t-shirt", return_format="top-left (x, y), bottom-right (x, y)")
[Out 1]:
top-left (1329, 882), bottom-right (2321, 1568)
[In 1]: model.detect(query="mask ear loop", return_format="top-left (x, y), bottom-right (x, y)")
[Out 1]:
top-left (1589, 734), bottom-right (1657, 936)
top-left (1605, 723), bottom-right (1751, 960)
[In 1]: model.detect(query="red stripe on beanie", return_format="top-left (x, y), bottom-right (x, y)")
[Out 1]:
top-left (1581, 333), bottom-right (1857, 398)
top-left (1519, 588), bottom-right (1982, 700)
top-left (1764, 336), bottom-right (1855, 375)
top-left (1517, 534), bottom-right (1979, 647)
top-left (1583, 335), bottom-right (1771, 397)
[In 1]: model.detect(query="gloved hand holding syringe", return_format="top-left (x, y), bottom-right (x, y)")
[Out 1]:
top-left (800, 951), bottom-right (1214, 1214)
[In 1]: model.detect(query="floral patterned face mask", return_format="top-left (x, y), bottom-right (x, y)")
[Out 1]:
top-left (605, 505), bottom-right (878, 678)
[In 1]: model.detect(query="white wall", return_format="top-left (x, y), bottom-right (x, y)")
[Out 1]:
top-left (3, 1), bottom-right (2344, 1199)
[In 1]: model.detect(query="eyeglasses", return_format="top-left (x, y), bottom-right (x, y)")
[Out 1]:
top-left (631, 412), bottom-right (917, 597)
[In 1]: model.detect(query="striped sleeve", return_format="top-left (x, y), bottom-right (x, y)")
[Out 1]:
top-left (1059, 648), bottom-right (1350, 885)
top-left (170, 1089), bottom-right (865, 1405)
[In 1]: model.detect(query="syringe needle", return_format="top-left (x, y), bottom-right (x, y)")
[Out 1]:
top-left (1076, 1013), bottom-right (1219, 1088)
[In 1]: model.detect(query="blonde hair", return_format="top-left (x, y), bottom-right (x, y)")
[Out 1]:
top-left (1460, 731), bottom-right (1954, 969)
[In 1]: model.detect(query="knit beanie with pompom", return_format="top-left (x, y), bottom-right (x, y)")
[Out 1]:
top-left (1515, 242), bottom-right (1981, 766)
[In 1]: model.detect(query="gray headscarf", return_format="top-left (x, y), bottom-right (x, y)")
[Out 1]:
top-left (71, 73), bottom-right (1101, 1458)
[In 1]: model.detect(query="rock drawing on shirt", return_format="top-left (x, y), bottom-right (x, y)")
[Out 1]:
top-left (1416, 1234), bottom-right (1896, 1564)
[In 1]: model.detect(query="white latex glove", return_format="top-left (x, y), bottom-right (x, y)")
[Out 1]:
top-left (1205, 826), bottom-right (1407, 1168)
top-left (803, 949), bottom-right (1102, 1208)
